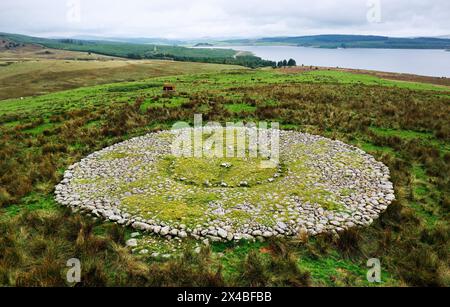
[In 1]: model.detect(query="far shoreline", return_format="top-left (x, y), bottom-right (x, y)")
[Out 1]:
top-left (193, 45), bottom-right (450, 78)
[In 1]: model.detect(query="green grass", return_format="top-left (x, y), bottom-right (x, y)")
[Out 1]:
top-left (141, 96), bottom-right (189, 110)
top-left (0, 66), bottom-right (449, 287)
top-left (211, 241), bottom-right (268, 279)
top-left (410, 164), bottom-right (441, 227)
top-left (300, 70), bottom-right (450, 91)
top-left (23, 122), bottom-right (56, 135)
top-left (369, 127), bottom-right (434, 140)
top-left (225, 103), bottom-right (257, 113)
top-left (369, 127), bottom-right (449, 154)
top-left (1, 120), bottom-right (21, 127)
top-left (166, 156), bottom-right (277, 187)
top-left (297, 253), bottom-right (396, 286)
top-left (357, 141), bottom-right (396, 155)
top-left (122, 194), bottom-right (207, 225)
top-left (1, 194), bottom-right (58, 218)
top-left (3, 69), bottom-right (448, 117)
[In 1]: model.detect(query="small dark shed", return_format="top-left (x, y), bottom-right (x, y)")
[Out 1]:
top-left (163, 84), bottom-right (176, 93)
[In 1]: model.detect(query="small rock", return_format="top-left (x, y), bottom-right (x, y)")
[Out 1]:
top-left (126, 239), bottom-right (138, 248)
top-left (226, 232), bottom-right (234, 241)
top-left (252, 230), bottom-right (262, 236)
top-left (276, 221), bottom-right (287, 230)
top-left (153, 225), bottom-right (161, 234)
top-left (217, 228), bottom-right (228, 239)
top-left (262, 231), bottom-right (272, 238)
top-left (239, 181), bottom-right (249, 187)
top-left (160, 226), bottom-right (170, 236)
top-left (109, 215), bottom-right (122, 222)
top-left (132, 222), bottom-right (151, 232)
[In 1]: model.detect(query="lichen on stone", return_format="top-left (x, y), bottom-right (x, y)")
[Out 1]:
top-left (55, 128), bottom-right (395, 243)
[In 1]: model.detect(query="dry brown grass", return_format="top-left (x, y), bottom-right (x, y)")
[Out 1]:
top-left (0, 41), bottom-right (119, 61)
top-left (0, 46), bottom-right (246, 100)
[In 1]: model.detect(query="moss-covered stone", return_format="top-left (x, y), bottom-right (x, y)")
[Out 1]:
top-left (55, 128), bottom-right (395, 241)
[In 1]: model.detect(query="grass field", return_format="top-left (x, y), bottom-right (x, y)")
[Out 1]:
top-left (0, 39), bottom-right (249, 100)
top-left (0, 40), bottom-right (121, 61)
top-left (0, 65), bottom-right (449, 286)
top-left (0, 55), bottom-right (245, 100)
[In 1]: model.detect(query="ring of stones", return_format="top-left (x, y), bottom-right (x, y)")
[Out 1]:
top-left (55, 129), bottom-right (395, 242)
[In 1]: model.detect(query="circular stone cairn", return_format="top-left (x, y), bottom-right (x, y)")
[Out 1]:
top-left (55, 128), bottom-right (395, 243)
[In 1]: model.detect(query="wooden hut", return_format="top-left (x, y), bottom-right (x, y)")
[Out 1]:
top-left (163, 84), bottom-right (176, 93)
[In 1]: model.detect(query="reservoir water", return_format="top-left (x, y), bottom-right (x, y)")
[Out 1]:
top-left (207, 45), bottom-right (450, 77)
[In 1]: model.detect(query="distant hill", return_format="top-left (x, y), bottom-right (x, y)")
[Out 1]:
top-left (0, 33), bottom-right (236, 59)
top-left (66, 35), bottom-right (186, 46)
top-left (220, 34), bottom-right (450, 49)
top-left (0, 33), bottom-right (276, 68)
top-left (194, 43), bottom-right (214, 47)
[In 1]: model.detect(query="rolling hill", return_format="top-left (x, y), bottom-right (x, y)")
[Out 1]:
top-left (219, 34), bottom-right (450, 49)
top-left (0, 33), bottom-right (275, 68)
top-left (0, 40), bottom-right (246, 100)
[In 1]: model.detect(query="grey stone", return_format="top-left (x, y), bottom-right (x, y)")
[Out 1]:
top-left (160, 226), bottom-right (170, 236)
top-left (126, 239), bottom-right (138, 247)
top-left (153, 225), bottom-right (161, 234)
top-left (109, 215), bottom-right (122, 222)
top-left (217, 228), bottom-right (228, 239)
top-left (132, 222), bottom-right (151, 231)
top-left (252, 230), bottom-right (262, 236)
top-left (262, 231), bottom-right (273, 238)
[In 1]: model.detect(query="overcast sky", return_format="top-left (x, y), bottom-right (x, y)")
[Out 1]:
top-left (0, 0), bottom-right (449, 39)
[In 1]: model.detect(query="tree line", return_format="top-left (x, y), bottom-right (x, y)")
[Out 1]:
top-left (126, 53), bottom-right (277, 69)
top-left (276, 59), bottom-right (297, 68)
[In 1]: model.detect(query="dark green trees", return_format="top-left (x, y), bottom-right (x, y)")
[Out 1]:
top-left (277, 58), bottom-right (297, 68)
top-left (287, 58), bottom-right (297, 66)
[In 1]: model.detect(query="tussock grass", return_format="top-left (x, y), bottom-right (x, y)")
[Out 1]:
top-left (0, 69), bottom-right (448, 286)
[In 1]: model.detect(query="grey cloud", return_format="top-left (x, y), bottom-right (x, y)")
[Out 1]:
top-left (0, 0), bottom-right (449, 38)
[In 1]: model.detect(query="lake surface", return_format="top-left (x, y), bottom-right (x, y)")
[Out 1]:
top-left (209, 45), bottom-right (450, 77)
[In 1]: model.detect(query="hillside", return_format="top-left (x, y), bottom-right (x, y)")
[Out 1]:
top-left (220, 34), bottom-right (450, 49)
top-left (0, 68), bottom-right (449, 286)
top-left (0, 33), bottom-right (275, 68)
top-left (0, 59), bottom-right (245, 100)
top-left (0, 37), bottom-right (245, 100)
top-left (0, 39), bottom-right (121, 61)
